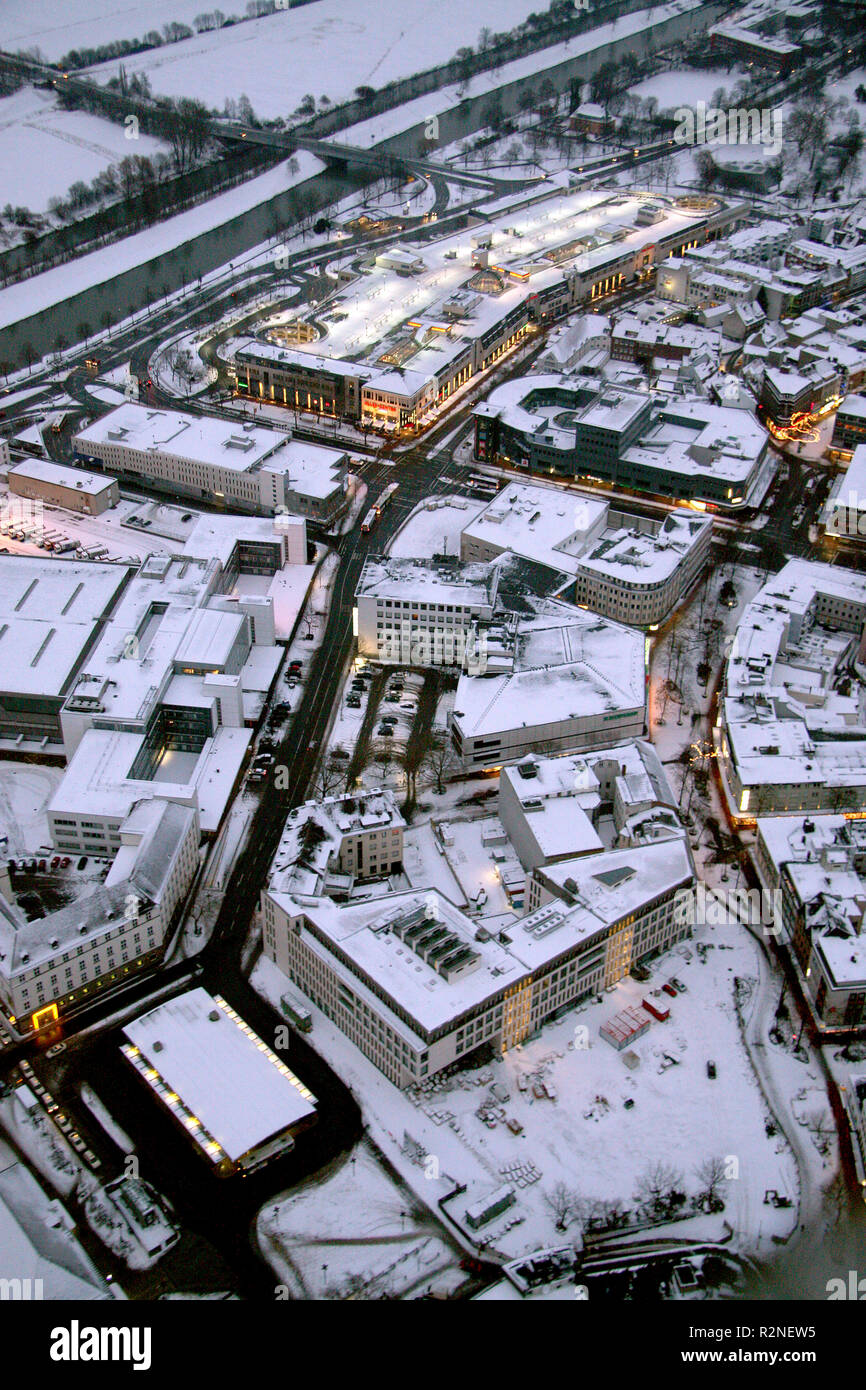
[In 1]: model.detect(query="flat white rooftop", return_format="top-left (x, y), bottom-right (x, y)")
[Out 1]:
top-left (8, 458), bottom-right (117, 496)
top-left (0, 555), bottom-right (129, 698)
top-left (122, 988), bottom-right (316, 1162)
top-left (74, 403), bottom-right (290, 473)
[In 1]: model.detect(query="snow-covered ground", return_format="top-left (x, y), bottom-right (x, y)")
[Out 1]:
top-left (255, 1137), bottom-right (465, 1300)
top-left (251, 916), bottom-right (806, 1264)
top-left (0, 763), bottom-right (63, 856)
top-left (0, 151), bottom-right (324, 332)
top-left (0, 1134), bottom-right (113, 1300)
top-left (79, 0), bottom-right (545, 121)
top-left (630, 68), bottom-right (745, 113)
top-left (0, 85), bottom-right (168, 221)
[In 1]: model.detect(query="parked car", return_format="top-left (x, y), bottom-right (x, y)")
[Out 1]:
top-left (51, 856), bottom-right (61, 870)
top-left (77, 857), bottom-right (88, 870)
top-left (37, 859), bottom-right (47, 872)
top-left (60, 856), bottom-right (71, 869)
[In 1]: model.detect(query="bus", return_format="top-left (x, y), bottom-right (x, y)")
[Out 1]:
top-left (375, 481), bottom-right (399, 516)
top-left (361, 482), bottom-right (400, 533)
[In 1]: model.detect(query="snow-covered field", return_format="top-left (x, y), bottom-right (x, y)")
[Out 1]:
top-left (0, 86), bottom-right (167, 218)
top-left (0, 764), bottom-right (63, 855)
top-left (0, 151), bottom-right (323, 332)
top-left (256, 1138), bottom-right (464, 1300)
top-left (0, 1), bottom-right (249, 60)
top-left (78, 0), bottom-right (544, 121)
top-left (630, 68), bottom-right (744, 113)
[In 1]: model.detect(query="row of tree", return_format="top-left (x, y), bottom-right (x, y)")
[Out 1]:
top-left (544, 1155), bottom-right (731, 1234)
top-left (53, 2), bottom-right (293, 71)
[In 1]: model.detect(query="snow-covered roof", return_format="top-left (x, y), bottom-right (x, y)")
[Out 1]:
top-left (573, 509), bottom-right (712, 586)
top-left (7, 458), bottom-right (116, 496)
top-left (453, 601), bottom-right (645, 742)
top-left (356, 555), bottom-right (495, 608)
top-left (722, 561), bottom-right (866, 799)
top-left (0, 554), bottom-right (128, 699)
top-left (74, 402), bottom-right (291, 473)
top-left (122, 988), bottom-right (316, 1162)
top-left (461, 481), bottom-right (607, 576)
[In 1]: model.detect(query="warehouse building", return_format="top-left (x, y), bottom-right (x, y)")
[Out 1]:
top-left (7, 459), bottom-right (119, 515)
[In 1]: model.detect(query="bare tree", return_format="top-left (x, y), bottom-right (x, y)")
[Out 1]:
top-left (634, 1160), bottom-right (684, 1219)
top-left (544, 1181), bottom-right (583, 1231)
top-left (694, 1156), bottom-right (727, 1210)
top-left (419, 733), bottom-right (460, 795)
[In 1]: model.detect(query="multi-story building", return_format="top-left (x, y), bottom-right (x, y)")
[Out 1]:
top-left (758, 362), bottom-right (843, 431)
top-left (823, 443), bottom-right (866, 548)
top-left (355, 556), bottom-right (498, 668)
top-left (231, 342), bottom-right (370, 419)
top-left (571, 508), bottom-right (712, 629)
top-left (72, 404), bottom-right (348, 524)
top-left (460, 482), bottom-right (712, 629)
top-left (754, 814), bottom-right (866, 1032)
top-left (267, 790), bottom-right (405, 898)
top-left (0, 799), bottom-right (198, 1034)
top-left (450, 598), bottom-right (646, 771)
top-left (261, 827), bottom-right (694, 1088)
top-left (717, 560), bottom-right (866, 824)
top-left (498, 741), bottom-right (685, 877)
top-left (609, 317), bottom-right (722, 367)
top-left (474, 374), bottom-right (771, 511)
top-left (831, 396), bottom-right (866, 457)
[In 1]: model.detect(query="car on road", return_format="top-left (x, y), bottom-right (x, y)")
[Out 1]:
top-left (378, 726), bottom-right (394, 737)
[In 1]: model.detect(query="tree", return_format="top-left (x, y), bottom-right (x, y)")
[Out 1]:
top-left (313, 751), bottom-right (348, 800)
top-left (590, 60), bottom-right (620, 114)
top-left (419, 733), bottom-right (459, 795)
top-left (634, 1160), bottom-right (684, 1219)
top-left (544, 1181), bottom-right (583, 1231)
top-left (694, 1156), bottom-right (727, 1211)
top-left (695, 149), bottom-right (717, 189)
